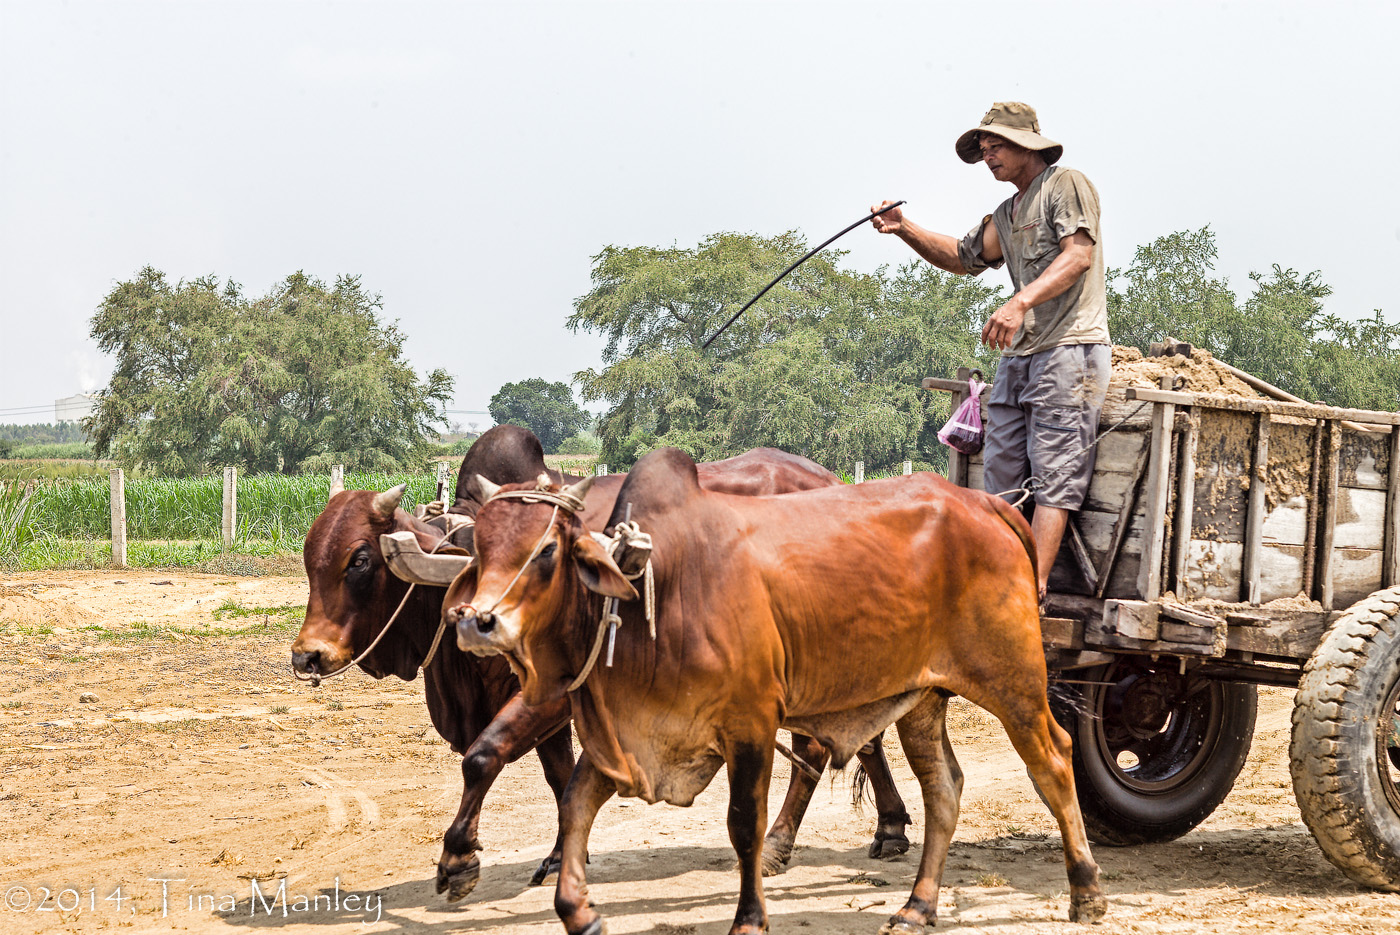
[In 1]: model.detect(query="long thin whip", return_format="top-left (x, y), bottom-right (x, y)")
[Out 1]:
top-left (700, 201), bottom-right (905, 350)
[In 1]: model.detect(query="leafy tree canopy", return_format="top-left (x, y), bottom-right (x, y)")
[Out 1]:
top-left (85, 268), bottom-right (453, 475)
top-left (1109, 227), bottom-right (1398, 410)
top-left (0, 423), bottom-right (89, 444)
top-left (569, 232), bottom-right (1004, 471)
top-left (488, 379), bottom-right (592, 453)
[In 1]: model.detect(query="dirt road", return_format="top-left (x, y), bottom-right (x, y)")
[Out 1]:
top-left (1, 571), bottom-right (1395, 933)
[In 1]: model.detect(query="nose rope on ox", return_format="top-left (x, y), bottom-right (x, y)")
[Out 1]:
top-left (458, 502), bottom-right (562, 630)
top-left (291, 526), bottom-right (458, 689)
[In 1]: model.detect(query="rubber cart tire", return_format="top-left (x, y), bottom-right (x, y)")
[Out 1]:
top-left (1290, 586), bottom-right (1400, 891)
top-left (1050, 658), bottom-right (1257, 846)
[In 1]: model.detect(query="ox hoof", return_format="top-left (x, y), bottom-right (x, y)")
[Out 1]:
top-left (1068, 893), bottom-right (1107, 924)
top-left (878, 918), bottom-right (925, 935)
top-left (529, 854), bottom-right (561, 887)
top-left (436, 855), bottom-right (481, 902)
top-left (868, 831), bottom-right (910, 860)
top-left (760, 847), bottom-right (791, 877)
top-left (569, 918), bottom-right (606, 935)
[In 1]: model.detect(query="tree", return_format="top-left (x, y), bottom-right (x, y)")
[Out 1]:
top-left (85, 268), bottom-right (453, 475)
top-left (1108, 227), bottom-right (1397, 409)
top-left (569, 232), bottom-right (1002, 471)
top-left (488, 379), bottom-right (591, 453)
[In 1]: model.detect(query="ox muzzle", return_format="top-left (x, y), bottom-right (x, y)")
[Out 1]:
top-left (379, 531), bottom-right (473, 586)
top-left (448, 601), bottom-right (517, 657)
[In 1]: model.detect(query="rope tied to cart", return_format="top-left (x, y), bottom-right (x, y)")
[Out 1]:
top-left (994, 397), bottom-right (1156, 508)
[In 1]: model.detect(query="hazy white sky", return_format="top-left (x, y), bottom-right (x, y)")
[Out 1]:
top-left (2, 0), bottom-right (1396, 426)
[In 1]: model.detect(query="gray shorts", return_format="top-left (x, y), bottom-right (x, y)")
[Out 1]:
top-left (983, 344), bottom-right (1111, 511)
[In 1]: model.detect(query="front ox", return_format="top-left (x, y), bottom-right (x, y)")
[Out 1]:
top-left (452, 448), bottom-right (1105, 935)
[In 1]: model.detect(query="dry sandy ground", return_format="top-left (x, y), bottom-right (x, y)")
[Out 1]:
top-left (1, 570), bottom-right (1397, 935)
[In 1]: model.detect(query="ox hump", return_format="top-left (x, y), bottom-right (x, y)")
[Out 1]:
top-left (609, 447), bottom-right (702, 525)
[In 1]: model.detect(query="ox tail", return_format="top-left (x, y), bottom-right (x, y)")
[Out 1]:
top-left (981, 492), bottom-right (1038, 591)
top-left (851, 763), bottom-right (869, 813)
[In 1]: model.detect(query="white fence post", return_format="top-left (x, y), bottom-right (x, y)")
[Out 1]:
top-left (109, 468), bottom-right (126, 568)
top-left (222, 466), bottom-right (238, 549)
top-left (854, 461), bottom-right (864, 484)
top-left (596, 463), bottom-right (608, 476)
top-left (435, 461), bottom-right (451, 502)
top-left (903, 460), bottom-right (913, 476)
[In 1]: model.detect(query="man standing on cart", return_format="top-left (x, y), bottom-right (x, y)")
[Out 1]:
top-left (872, 101), bottom-right (1110, 602)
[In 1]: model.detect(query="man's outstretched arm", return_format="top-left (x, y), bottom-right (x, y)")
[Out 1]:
top-left (869, 200), bottom-right (1002, 275)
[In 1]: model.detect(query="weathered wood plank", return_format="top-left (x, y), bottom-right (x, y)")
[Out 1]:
top-left (1334, 549), bottom-right (1386, 608)
top-left (966, 460), bottom-right (984, 492)
top-left (1172, 413), bottom-right (1200, 599)
top-left (1124, 387), bottom-right (1400, 426)
top-left (1262, 497), bottom-right (1309, 546)
top-left (1137, 378), bottom-right (1177, 600)
top-left (1338, 429), bottom-right (1393, 490)
top-left (1241, 414), bottom-right (1270, 603)
top-left (1040, 616), bottom-right (1080, 650)
top-left (1259, 543), bottom-right (1307, 603)
top-left (1184, 540), bottom-right (1244, 602)
top-left (1225, 612), bottom-right (1331, 660)
top-left (1191, 409), bottom-right (1255, 542)
top-left (1334, 487), bottom-right (1389, 551)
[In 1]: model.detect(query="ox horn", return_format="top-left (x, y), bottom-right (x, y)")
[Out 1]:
top-left (328, 477), bottom-right (344, 500)
top-left (372, 483), bottom-right (408, 519)
top-left (468, 474), bottom-right (502, 504)
top-left (560, 474), bottom-right (596, 504)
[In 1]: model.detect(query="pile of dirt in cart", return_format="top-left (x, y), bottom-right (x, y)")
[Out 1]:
top-left (1110, 345), bottom-right (1260, 397)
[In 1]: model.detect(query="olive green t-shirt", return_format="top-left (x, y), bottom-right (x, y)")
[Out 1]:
top-left (957, 165), bottom-right (1109, 356)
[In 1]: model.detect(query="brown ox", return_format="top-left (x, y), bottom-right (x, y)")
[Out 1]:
top-left (450, 447), bottom-right (1105, 935)
top-left (291, 426), bottom-right (911, 902)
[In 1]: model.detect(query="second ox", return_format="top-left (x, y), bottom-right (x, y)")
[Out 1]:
top-left (449, 447), bottom-right (1106, 935)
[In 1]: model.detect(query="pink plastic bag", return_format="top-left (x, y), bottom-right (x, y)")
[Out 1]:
top-left (938, 375), bottom-right (986, 455)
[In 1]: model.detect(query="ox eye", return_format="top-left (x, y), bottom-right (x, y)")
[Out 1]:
top-left (535, 542), bottom-right (557, 564)
top-left (348, 550), bottom-right (372, 573)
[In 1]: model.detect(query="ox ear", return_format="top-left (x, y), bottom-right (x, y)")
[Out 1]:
top-left (467, 474), bottom-right (502, 504)
top-left (572, 535), bottom-right (637, 601)
top-left (372, 483), bottom-right (407, 520)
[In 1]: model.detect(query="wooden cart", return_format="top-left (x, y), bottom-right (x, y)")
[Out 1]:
top-left (925, 362), bottom-right (1400, 890)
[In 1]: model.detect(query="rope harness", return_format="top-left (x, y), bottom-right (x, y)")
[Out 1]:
top-left (566, 521), bottom-right (656, 692)
top-left (448, 478), bottom-right (657, 695)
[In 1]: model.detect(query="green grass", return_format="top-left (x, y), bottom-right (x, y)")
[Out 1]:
top-left (80, 614), bottom-right (305, 643)
top-left (0, 538), bottom-right (301, 573)
top-left (211, 600), bottom-right (305, 622)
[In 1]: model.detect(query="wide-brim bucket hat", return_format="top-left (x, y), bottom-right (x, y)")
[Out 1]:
top-left (956, 102), bottom-right (1062, 165)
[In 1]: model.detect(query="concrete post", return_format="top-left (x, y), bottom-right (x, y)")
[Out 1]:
top-left (854, 461), bottom-right (864, 484)
top-left (109, 468), bottom-right (126, 568)
top-left (436, 461), bottom-right (451, 503)
top-left (222, 466), bottom-right (237, 549)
